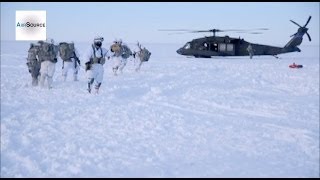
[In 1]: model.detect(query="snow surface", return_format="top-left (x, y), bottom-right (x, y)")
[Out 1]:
top-left (1, 41), bottom-right (319, 177)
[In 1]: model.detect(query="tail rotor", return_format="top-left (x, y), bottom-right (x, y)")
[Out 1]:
top-left (290, 16), bottom-right (312, 41)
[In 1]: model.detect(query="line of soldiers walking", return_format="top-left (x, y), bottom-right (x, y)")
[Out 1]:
top-left (26, 36), bottom-right (151, 94)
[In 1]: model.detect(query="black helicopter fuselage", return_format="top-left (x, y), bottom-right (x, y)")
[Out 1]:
top-left (170, 16), bottom-right (311, 58)
top-left (176, 36), bottom-right (300, 58)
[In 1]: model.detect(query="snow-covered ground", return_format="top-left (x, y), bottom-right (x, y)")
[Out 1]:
top-left (1, 41), bottom-right (319, 177)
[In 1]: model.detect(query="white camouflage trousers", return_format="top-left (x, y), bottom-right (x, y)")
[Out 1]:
top-left (86, 63), bottom-right (104, 87)
top-left (62, 60), bottom-right (80, 81)
top-left (135, 60), bottom-right (144, 72)
top-left (112, 56), bottom-right (127, 75)
top-left (39, 61), bottom-right (56, 89)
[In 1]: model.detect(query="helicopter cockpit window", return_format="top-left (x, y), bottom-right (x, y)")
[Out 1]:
top-left (183, 43), bottom-right (191, 49)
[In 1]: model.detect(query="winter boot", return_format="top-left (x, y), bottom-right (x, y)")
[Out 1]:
top-left (95, 82), bottom-right (101, 94)
top-left (87, 78), bottom-right (94, 93)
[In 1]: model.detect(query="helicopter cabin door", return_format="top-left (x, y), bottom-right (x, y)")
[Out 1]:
top-left (218, 43), bottom-right (235, 55)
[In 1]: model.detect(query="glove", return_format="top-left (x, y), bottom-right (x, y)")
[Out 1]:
top-left (85, 62), bottom-right (92, 71)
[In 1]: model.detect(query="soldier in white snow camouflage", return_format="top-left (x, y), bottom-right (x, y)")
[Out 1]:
top-left (110, 39), bottom-right (132, 75)
top-left (133, 42), bottom-right (151, 72)
top-left (38, 39), bottom-right (59, 89)
top-left (26, 43), bottom-right (41, 86)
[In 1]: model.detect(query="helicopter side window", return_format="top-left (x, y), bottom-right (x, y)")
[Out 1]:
top-left (219, 43), bottom-right (226, 51)
top-left (183, 43), bottom-right (191, 49)
top-left (227, 44), bottom-right (234, 51)
top-left (209, 43), bottom-right (218, 52)
top-left (203, 43), bottom-right (208, 50)
top-left (198, 42), bottom-right (208, 50)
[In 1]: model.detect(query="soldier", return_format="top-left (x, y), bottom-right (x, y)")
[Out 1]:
top-left (83, 36), bottom-right (110, 94)
top-left (38, 39), bottom-right (59, 89)
top-left (110, 39), bottom-right (132, 75)
top-left (133, 42), bottom-right (151, 72)
top-left (26, 43), bottom-right (41, 86)
top-left (59, 42), bottom-right (81, 81)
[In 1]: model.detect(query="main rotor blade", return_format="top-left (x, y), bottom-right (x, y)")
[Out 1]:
top-left (191, 30), bottom-right (223, 33)
top-left (235, 31), bottom-right (263, 34)
top-left (167, 32), bottom-right (190, 35)
top-left (290, 20), bottom-right (302, 27)
top-left (255, 28), bottom-right (269, 30)
top-left (158, 29), bottom-right (195, 32)
top-left (237, 28), bottom-right (269, 31)
top-left (304, 16), bottom-right (312, 27)
top-left (159, 28), bottom-right (268, 33)
top-left (306, 32), bottom-right (312, 41)
top-left (212, 28), bottom-right (269, 32)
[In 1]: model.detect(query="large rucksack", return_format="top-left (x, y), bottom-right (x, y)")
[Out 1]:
top-left (59, 42), bottom-right (75, 61)
top-left (121, 45), bottom-right (132, 59)
top-left (38, 42), bottom-right (57, 63)
top-left (110, 43), bottom-right (122, 57)
top-left (27, 44), bottom-right (39, 61)
top-left (26, 44), bottom-right (40, 74)
top-left (139, 48), bottom-right (151, 62)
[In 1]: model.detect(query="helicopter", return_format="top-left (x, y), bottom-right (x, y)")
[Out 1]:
top-left (159, 16), bottom-right (312, 59)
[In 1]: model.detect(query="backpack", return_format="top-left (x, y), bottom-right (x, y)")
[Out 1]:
top-left (110, 43), bottom-right (120, 53)
top-left (27, 44), bottom-right (39, 61)
top-left (59, 42), bottom-right (74, 61)
top-left (121, 45), bottom-right (132, 59)
top-left (38, 42), bottom-right (57, 63)
top-left (139, 48), bottom-right (151, 62)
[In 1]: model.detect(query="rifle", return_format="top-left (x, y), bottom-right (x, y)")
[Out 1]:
top-left (73, 52), bottom-right (81, 69)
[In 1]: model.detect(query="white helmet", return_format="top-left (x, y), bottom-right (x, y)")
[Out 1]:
top-left (94, 35), bottom-right (104, 43)
top-left (114, 38), bottom-right (122, 44)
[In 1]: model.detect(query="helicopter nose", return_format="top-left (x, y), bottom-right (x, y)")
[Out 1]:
top-left (176, 48), bottom-right (182, 54)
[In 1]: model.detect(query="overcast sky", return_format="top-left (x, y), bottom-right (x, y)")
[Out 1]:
top-left (1, 2), bottom-right (319, 46)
